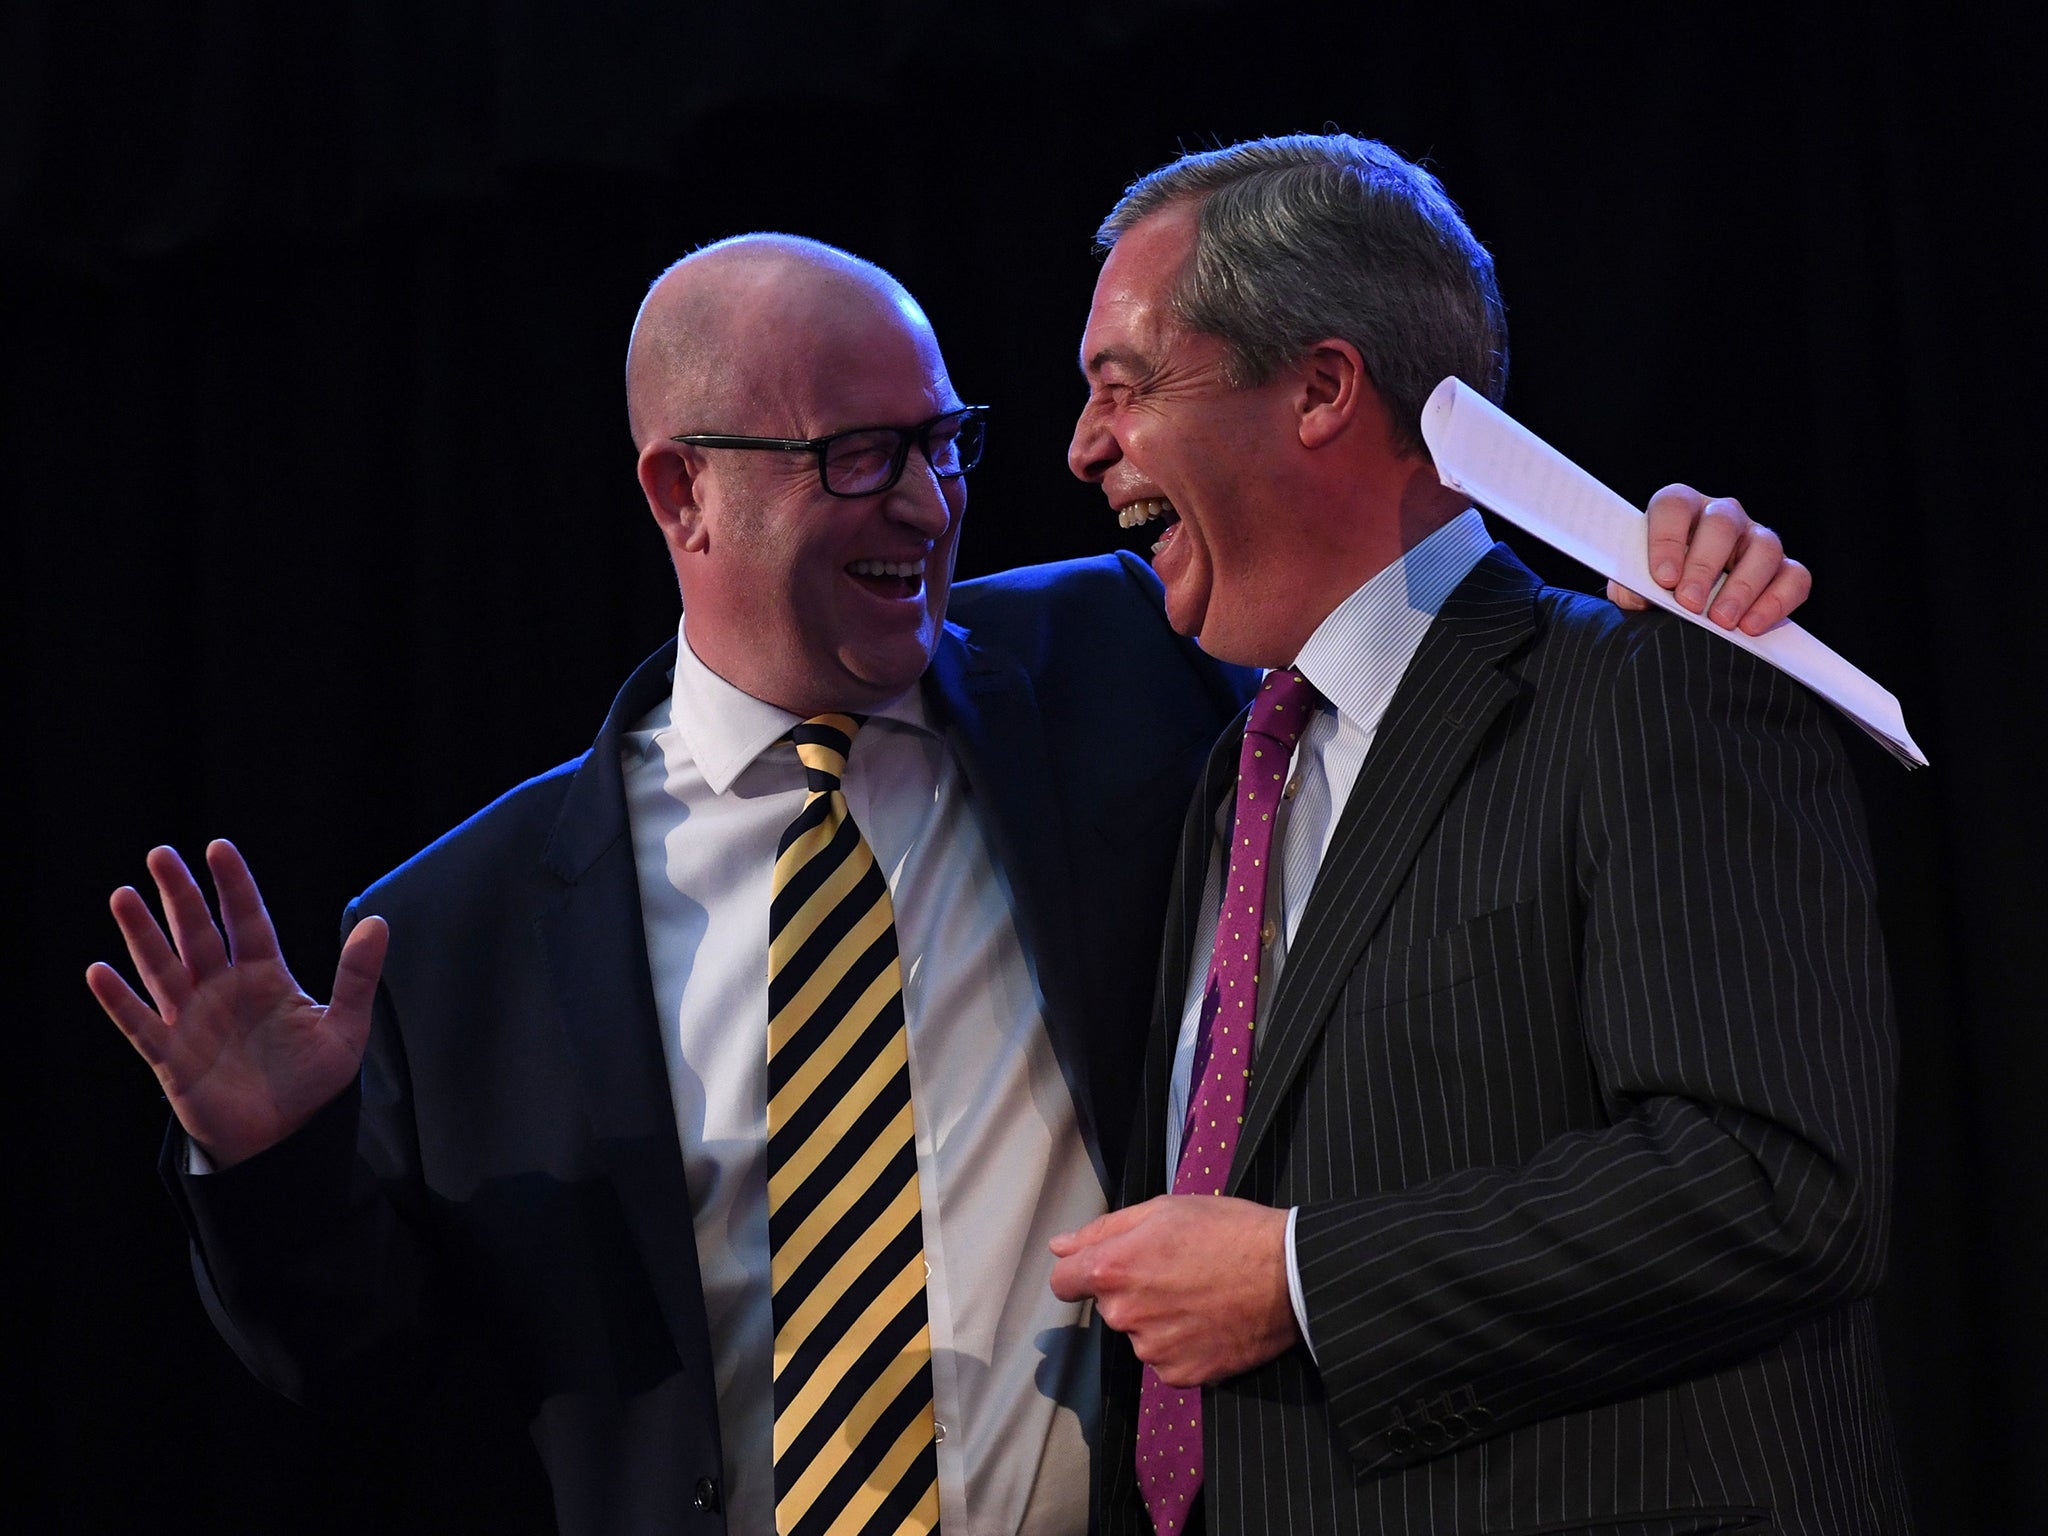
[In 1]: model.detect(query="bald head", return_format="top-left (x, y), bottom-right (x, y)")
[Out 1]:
top-left (627, 234), bottom-right (968, 716)
top-left (625, 234), bottom-right (931, 449)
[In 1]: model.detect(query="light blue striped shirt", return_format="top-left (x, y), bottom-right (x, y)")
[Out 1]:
top-left (1166, 507), bottom-right (1496, 1352)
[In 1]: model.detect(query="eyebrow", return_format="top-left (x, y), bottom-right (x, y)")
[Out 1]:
top-left (1081, 344), bottom-right (1148, 378)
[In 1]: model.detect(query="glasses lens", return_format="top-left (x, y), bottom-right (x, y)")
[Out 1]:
top-left (926, 410), bottom-right (985, 478)
top-left (822, 429), bottom-right (907, 496)
top-left (819, 411), bottom-right (984, 495)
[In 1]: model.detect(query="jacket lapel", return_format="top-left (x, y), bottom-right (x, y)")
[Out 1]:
top-left (1158, 719), bottom-right (1243, 1056)
top-left (1228, 548), bottom-right (1542, 1188)
top-left (534, 640), bottom-right (718, 1378)
top-left (921, 622), bottom-right (1112, 1188)
top-left (1126, 717), bottom-right (1245, 1202)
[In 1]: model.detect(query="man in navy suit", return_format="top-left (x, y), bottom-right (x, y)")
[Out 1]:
top-left (91, 229), bottom-right (1804, 1535)
top-left (1050, 134), bottom-right (1908, 1534)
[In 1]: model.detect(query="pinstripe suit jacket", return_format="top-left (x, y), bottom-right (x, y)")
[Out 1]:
top-left (1100, 547), bottom-right (1911, 1536)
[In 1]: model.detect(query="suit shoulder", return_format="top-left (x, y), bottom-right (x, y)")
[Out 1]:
top-left (951, 551), bottom-right (1166, 625)
top-left (1531, 582), bottom-right (1636, 646)
top-left (351, 756), bottom-right (585, 919)
top-left (1533, 585), bottom-right (1778, 674)
top-left (1527, 584), bottom-right (1730, 679)
top-left (1528, 584), bottom-right (1843, 759)
top-left (953, 553), bottom-right (1250, 694)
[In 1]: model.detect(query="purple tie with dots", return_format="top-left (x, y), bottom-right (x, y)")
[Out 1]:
top-left (1137, 666), bottom-right (1322, 1535)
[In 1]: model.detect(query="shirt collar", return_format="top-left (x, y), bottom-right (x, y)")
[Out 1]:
top-left (665, 613), bottom-right (932, 795)
top-left (1288, 507), bottom-right (1493, 728)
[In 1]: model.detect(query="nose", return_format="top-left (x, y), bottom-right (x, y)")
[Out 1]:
top-left (1067, 401), bottom-right (1119, 484)
top-left (883, 454), bottom-right (956, 536)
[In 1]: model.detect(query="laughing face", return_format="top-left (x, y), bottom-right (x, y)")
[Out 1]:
top-left (1067, 202), bottom-right (1310, 666)
top-left (663, 284), bottom-right (967, 717)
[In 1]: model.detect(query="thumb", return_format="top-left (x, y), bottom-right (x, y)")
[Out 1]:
top-left (328, 915), bottom-right (389, 1042)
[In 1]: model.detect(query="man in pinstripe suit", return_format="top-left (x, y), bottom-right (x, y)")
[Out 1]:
top-left (1053, 135), bottom-right (1910, 1534)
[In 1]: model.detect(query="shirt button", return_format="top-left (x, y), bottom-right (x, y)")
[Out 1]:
top-left (1260, 919), bottom-right (1276, 948)
top-left (933, 1421), bottom-right (948, 1444)
top-left (1284, 776), bottom-right (1300, 800)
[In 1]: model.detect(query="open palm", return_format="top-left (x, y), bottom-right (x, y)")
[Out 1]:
top-left (87, 840), bottom-right (388, 1168)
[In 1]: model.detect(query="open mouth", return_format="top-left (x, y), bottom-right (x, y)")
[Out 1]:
top-left (846, 558), bottom-right (925, 598)
top-left (1116, 496), bottom-right (1179, 554)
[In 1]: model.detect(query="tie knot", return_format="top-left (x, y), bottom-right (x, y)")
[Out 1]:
top-left (788, 712), bottom-right (865, 792)
top-left (1245, 666), bottom-right (1321, 752)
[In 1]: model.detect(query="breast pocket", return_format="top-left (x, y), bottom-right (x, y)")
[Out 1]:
top-left (1322, 899), bottom-right (1564, 1181)
top-left (1344, 899), bottom-right (1537, 1015)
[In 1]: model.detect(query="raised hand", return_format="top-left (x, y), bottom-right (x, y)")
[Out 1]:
top-left (1609, 483), bottom-right (1813, 635)
top-left (87, 840), bottom-right (388, 1169)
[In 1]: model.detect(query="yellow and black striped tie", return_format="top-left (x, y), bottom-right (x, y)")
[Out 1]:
top-left (767, 713), bottom-right (941, 1536)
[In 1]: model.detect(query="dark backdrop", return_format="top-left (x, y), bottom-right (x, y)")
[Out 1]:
top-left (9, 3), bottom-right (2041, 1530)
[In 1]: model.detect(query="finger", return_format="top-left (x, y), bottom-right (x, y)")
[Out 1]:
top-left (108, 884), bottom-right (194, 1015)
top-left (1120, 1316), bottom-right (1197, 1379)
top-left (1049, 1200), bottom-right (1154, 1256)
top-left (1051, 1201), bottom-right (1167, 1299)
top-left (1642, 483), bottom-right (1706, 590)
top-left (207, 839), bottom-right (286, 968)
top-left (1675, 497), bottom-right (1748, 613)
top-left (145, 845), bottom-right (231, 979)
top-left (1736, 561), bottom-right (1818, 638)
top-left (1606, 580), bottom-right (1649, 611)
top-left (1705, 522), bottom-right (1784, 628)
top-left (1048, 1252), bottom-right (1097, 1304)
top-left (329, 916), bottom-right (390, 1032)
top-left (1739, 557), bottom-right (1810, 635)
top-left (85, 960), bottom-right (175, 1064)
top-left (1151, 1357), bottom-right (1208, 1390)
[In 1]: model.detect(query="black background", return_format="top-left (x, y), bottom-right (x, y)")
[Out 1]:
top-left (9, 2), bottom-right (2042, 1529)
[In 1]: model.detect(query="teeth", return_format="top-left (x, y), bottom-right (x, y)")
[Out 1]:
top-left (1117, 497), bottom-right (1175, 529)
top-left (847, 559), bottom-right (924, 578)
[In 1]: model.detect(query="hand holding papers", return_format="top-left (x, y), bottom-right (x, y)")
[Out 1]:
top-left (1419, 378), bottom-right (1927, 768)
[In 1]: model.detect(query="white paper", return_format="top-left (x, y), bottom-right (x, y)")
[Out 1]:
top-left (1419, 377), bottom-right (1926, 768)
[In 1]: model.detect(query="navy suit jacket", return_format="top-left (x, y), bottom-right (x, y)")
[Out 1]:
top-left (166, 553), bottom-right (1254, 1536)
top-left (1099, 548), bottom-right (1911, 1536)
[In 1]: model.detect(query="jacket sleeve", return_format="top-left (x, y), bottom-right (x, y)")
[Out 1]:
top-left (161, 949), bottom-right (440, 1411)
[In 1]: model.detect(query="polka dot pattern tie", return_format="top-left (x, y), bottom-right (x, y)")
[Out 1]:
top-left (1137, 667), bottom-right (1322, 1535)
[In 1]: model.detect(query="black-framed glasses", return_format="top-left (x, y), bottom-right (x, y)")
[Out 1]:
top-left (671, 406), bottom-right (989, 499)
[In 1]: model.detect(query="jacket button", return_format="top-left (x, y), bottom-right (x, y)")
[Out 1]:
top-left (1464, 1405), bottom-right (1494, 1431)
top-left (1387, 1425), bottom-right (1418, 1455)
top-left (1415, 1419), bottom-right (1449, 1448)
top-left (692, 1476), bottom-right (721, 1512)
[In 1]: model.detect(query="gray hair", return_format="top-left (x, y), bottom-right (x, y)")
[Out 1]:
top-left (1097, 133), bottom-right (1508, 457)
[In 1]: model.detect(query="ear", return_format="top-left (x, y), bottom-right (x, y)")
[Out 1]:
top-left (1295, 338), bottom-right (1366, 450)
top-left (638, 442), bottom-right (711, 555)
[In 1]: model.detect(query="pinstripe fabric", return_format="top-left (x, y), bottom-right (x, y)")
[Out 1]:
top-left (1101, 547), bottom-right (1910, 1536)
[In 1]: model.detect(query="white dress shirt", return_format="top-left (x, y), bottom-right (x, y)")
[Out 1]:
top-left (1167, 509), bottom-right (1494, 1351)
top-left (623, 617), bottom-right (1103, 1536)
